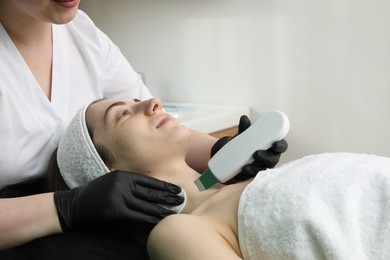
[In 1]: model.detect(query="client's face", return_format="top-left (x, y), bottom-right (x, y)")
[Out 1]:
top-left (86, 98), bottom-right (191, 173)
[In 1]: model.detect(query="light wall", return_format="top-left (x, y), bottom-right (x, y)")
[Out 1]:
top-left (80, 0), bottom-right (390, 163)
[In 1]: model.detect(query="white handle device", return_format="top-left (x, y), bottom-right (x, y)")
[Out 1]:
top-left (194, 110), bottom-right (290, 191)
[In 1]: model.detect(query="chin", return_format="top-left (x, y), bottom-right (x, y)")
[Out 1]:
top-left (50, 11), bottom-right (78, 24)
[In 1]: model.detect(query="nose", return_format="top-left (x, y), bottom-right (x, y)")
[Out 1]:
top-left (145, 98), bottom-right (162, 115)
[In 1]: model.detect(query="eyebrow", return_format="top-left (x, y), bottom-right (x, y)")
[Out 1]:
top-left (104, 101), bottom-right (127, 123)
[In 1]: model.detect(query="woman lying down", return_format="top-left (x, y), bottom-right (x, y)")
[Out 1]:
top-left (53, 98), bottom-right (390, 260)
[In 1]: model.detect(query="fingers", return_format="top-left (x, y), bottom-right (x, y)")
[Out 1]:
top-left (238, 115), bottom-right (251, 134)
top-left (110, 170), bottom-right (185, 207)
top-left (220, 139), bottom-right (287, 185)
top-left (227, 164), bottom-right (266, 184)
top-left (120, 205), bottom-right (172, 225)
top-left (241, 164), bottom-right (265, 177)
top-left (252, 150), bottom-right (281, 168)
top-left (115, 170), bottom-right (182, 194)
top-left (251, 140), bottom-right (287, 167)
top-left (138, 176), bottom-right (182, 194)
top-left (210, 136), bottom-right (232, 157)
top-left (133, 186), bottom-right (185, 206)
top-left (271, 139), bottom-right (288, 153)
top-left (121, 194), bottom-right (177, 223)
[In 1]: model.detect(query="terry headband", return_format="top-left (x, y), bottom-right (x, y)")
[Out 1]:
top-left (57, 104), bottom-right (109, 189)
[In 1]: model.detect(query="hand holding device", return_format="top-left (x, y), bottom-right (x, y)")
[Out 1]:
top-left (211, 115), bottom-right (288, 184)
top-left (196, 111), bottom-right (290, 190)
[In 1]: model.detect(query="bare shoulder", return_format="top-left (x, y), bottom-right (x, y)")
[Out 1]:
top-left (147, 214), bottom-right (242, 260)
top-left (147, 214), bottom-right (205, 259)
top-left (149, 214), bottom-right (199, 240)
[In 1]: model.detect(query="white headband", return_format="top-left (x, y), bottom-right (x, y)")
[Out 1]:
top-left (57, 104), bottom-right (109, 189)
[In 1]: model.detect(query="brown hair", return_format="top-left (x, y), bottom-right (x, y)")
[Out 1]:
top-left (46, 148), bottom-right (69, 191)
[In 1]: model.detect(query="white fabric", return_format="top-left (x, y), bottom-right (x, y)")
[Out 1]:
top-left (0, 10), bottom-right (152, 189)
top-left (238, 153), bottom-right (390, 260)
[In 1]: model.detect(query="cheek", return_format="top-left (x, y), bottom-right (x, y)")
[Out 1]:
top-left (108, 123), bottom-right (191, 171)
top-left (109, 127), bottom-right (152, 168)
top-left (111, 130), bottom-right (141, 156)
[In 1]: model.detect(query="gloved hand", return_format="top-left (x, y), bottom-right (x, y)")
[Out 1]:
top-left (54, 170), bottom-right (184, 232)
top-left (210, 115), bottom-right (288, 184)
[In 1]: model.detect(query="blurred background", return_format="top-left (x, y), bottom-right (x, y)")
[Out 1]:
top-left (80, 0), bottom-right (390, 163)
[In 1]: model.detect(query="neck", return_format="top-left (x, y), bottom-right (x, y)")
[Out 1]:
top-left (0, 3), bottom-right (52, 47)
top-left (149, 160), bottom-right (225, 214)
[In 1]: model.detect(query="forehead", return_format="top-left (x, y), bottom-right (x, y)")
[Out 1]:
top-left (89, 98), bottom-right (135, 114)
top-left (91, 98), bottom-right (140, 108)
top-left (87, 98), bottom-right (141, 125)
top-left (90, 98), bottom-right (122, 110)
top-left (87, 99), bottom-right (122, 123)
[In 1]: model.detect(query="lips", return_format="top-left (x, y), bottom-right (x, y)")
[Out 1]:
top-left (156, 114), bottom-right (174, 128)
top-left (53, 0), bottom-right (79, 8)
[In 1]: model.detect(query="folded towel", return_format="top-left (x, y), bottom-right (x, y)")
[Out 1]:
top-left (238, 153), bottom-right (390, 260)
top-left (57, 105), bottom-right (109, 189)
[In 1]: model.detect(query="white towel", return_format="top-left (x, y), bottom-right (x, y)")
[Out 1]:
top-left (238, 153), bottom-right (390, 260)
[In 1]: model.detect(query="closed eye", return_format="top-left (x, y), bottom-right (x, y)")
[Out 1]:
top-left (119, 109), bottom-right (132, 119)
top-left (118, 99), bottom-right (140, 119)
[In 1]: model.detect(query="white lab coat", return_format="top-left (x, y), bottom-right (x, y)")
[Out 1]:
top-left (0, 10), bottom-right (152, 189)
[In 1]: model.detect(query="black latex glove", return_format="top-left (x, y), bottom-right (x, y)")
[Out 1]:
top-left (54, 170), bottom-right (184, 232)
top-left (210, 115), bottom-right (288, 184)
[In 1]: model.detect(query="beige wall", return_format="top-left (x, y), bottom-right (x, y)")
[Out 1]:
top-left (80, 0), bottom-right (390, 163)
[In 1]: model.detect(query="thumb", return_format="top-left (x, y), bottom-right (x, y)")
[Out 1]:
top-left (238, 115), bottom-right (251, 134)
